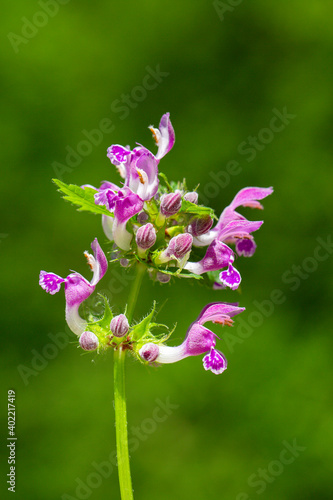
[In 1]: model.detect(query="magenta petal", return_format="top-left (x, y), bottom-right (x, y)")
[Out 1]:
top-left (107, 144), bottom-right (131, 166)
top-left (230, 186), bottom-right (273, 210)
top-left (154, 112), bottom-right (175, 160)
top-left (235, 238), bottom-right (257, 257)
top-left (90, 238), bottom-right (108, 285)
top-left (203, 348), bottom-right (227, 375)
top-left (196, 302), bottom-right (245, 326)
top-left (185, 239), bottom-right (234, 275)
top-left (128, 148), bottom-right (159, 200)
top-left (64, 273), bottom-right (94, 308)
top-left (94, 189), bottom-right (117, 211)
top-left (219, 263), bottom-right (242, 290)
top-left (184, 324), bottom-right (216, 356)
top-left (39, 271), bottom-right (65, 294)
top-left (218, 219), bottom-right (263, 241)
top-left (114, 189), bottom-right (144, 224)
top-left (99, 181), bottom-right (120, 191)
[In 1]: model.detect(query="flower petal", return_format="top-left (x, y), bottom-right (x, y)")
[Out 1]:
top-left (203, 348), bottom-right (227, 375)
top-left (150, 112), bottom-right (175, 160)
top-left (64, 273), bottom-right (94, 335)
top-left (112, 218), bottom-right (133, 251)
top-left (196, 302), bottom-right (245, 326)
top-left (89, 238), bottom-right (108, 286)
top-left (114, 189), bottom-right (144, 224)
top-left (107, 144), bottom-right (131, 166)
top-left (102, 214), bottom-right (114, 241)
top-left (184, 323), bottom-right (217, 356)
top-left (230, 186), bottom-right (273, 210)
top-left (185, 239), bottom-right (234, 275)
top-left (128, 148), bottom-right (159, 200)
top-left (217, 219), bottom-right (263, 241)
top-left (235, 238), bottom-right (257, 257)
top-left (219, 263), bottom-right (242, 290)
top-left (39, 271), bottom-right (65, 294)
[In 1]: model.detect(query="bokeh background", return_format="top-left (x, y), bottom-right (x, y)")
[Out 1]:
top-left (1, 1), bottom-right (333, 499)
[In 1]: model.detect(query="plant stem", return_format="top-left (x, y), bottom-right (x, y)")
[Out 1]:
top-left (126, 262), bottom-right (146, 323)
top-left (114, 348), bottom-right (133, 500)
top-left (113, 262), bottom-right (145, 500)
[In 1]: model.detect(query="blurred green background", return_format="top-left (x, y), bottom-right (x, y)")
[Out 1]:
top-left (1, 1), bottom-right (333, 499)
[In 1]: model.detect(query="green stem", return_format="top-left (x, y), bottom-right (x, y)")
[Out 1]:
top-left (114, 349), bottom-right (133, 500)
top-left (126, 262), bottom-right (146, 323)
top-left (113, 262), bottom-right (145, 500)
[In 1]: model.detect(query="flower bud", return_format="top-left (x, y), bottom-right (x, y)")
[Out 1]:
top-left (79, 331), bottom-right (99, 351)
top-left (167, 233), bottom-right (193, 259)
top-left (120, 258), bottom-right (129, 267)
top-left (157, 272), bottom-right (171, 283)
top-left (136, 223), bottom-right (156, 250)
top-left (137, 211), bottom-right (149, 224)
top-left (110, 314), bottom-right (129, 337)
top-left (184, 191), bottom-right (198, 204)
top-left (139, 343), bottom-right (160, 362)
top-left (160, 191), bottom-right (182, 216)
top-left (187, 215), bottom-right (213, 237)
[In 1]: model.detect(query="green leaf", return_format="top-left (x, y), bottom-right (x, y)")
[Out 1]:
top-left (88, 294), bottom-right (113, 331)
top-left (53, 179), bottom-right (113, 217)
top-left (181, 199), bottom-right (215, 218)
top-left (158, 172), bottom-right (173, 192)
top-left (131, 302), bottom-right (156, 341)
top-left (159, 268), bottom-right (202, 280)
top-left (206, 270), bottom-right (221, 283)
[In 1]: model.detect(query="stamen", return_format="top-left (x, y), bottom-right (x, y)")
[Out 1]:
top-left (149, 126), bottom-right (160, 144)
top-left (213, 317), bottom-right (234, 327)
top-left (136, 168), bottom-right (147, 184)
top-left (84, 251), bottom-right (95, 270)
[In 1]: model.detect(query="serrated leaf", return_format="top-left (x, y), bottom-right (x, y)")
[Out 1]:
top-left (53, 179), bottom-right (113, 217)
top-left (181, 199), bottom-right (215, 218)
top-left (131, 302), bottom-right (156, 341)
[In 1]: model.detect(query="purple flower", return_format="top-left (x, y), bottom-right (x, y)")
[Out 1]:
top-left (184, 239), bottom-right (241, 289)
top-left (139, 302), bottom-right (245, 374)
top-left (125, 147), bottom-right (159, 201)
top-left (194, 187), bottom-right (273, 252)
top-left (95, 187), bottom-right (144, 250)
top-left (106, 114), bottom-right (175, 204)
top-left (39, 239), bottom-right (108, 336)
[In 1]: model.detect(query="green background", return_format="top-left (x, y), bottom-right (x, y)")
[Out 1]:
top-left (1, 1), bottom-right (333, 499)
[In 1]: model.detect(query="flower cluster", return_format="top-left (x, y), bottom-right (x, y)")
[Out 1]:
top-left (39, 113), bottom-right (272, 374)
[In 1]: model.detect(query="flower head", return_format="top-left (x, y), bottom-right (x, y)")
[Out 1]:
top-left (39, 239), bottom-right (107, 335)
top-left (194, 186), bottom-right (273, 251)
top-left (139, 302), bottom-right (244, 374)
